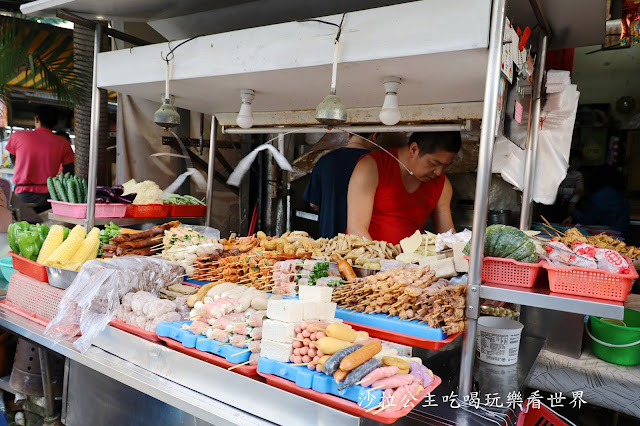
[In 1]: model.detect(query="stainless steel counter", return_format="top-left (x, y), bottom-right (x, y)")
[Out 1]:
top-left (0, 308), bottom-right (545, 426)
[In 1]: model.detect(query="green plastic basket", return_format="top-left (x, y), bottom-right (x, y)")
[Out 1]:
top-left (587, 309), bottom-right (640, 366)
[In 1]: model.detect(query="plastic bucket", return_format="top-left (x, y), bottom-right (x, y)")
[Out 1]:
top-left (476, 316), bottom-right (524, 365)
top-left (586, 309), bottom-right (640, 366)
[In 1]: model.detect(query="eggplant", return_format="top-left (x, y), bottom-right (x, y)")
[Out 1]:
top-left (113, 194), bottom-right (134, 204)
top-left (112, 185), bottom-right (124, 196)
top-left (96, 196), bottom-right (110, 204)
top-left (96, 187), bottom-right (116, 199)
top-left (121, 193), bottom-right (137, 202)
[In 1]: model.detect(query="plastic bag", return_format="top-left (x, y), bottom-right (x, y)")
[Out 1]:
top-left (44, 256), bottom-right (184, 353)
top-left (435, 229), bottom-right (472, 252)
top-left (595, 249), bottom-right (630, 274)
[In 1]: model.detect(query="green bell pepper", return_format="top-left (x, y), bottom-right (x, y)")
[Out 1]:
top-left (62, 226), bottom-right (70, 240)
top-left (8, 222), bottom-right (30, 255)
top-left (33, 224), bottom-right (50, 246)
top-left (17, 230), bottom-right (41, 261)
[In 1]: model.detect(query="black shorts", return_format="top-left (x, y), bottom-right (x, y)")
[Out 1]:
top-left (14, 192), bottom-right (51, 214)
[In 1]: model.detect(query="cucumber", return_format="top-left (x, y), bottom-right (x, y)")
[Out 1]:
top-left (338, 358), bottom-right (382, 390)
top-left (47, 177), bottom-right (59, 201)
top-left (323, 344), bottom-right (362, 375)
top-left (73, 177), bottom-right (83, 204)
top-left (53, 178), bottom-right (68, 202)
top-left (81, 179), bottom-right (88, 203)
top-left (67, 180), bottom-right (77, 203)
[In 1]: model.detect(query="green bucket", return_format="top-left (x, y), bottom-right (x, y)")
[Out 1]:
top-left (587, 309), bottom-right (640, 366)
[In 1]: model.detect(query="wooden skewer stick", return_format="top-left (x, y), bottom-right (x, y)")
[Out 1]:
top-left (365, 403), bottom-right (384, 413)
top-left (290, 362), bottom-right (316, 366)
top-left (229, 348), bottom-right (251, 357)
top-left (374, 404), bottom-right (394, 414)
top-left (305, 325), bottom-right (326, 332)
top-left (227, 360), bottom-right (251, 370)
top-left (185, 314), bottom-right (201, 320)
top-left (288, 336), bottom-right (312, 343)
top-left (367, 385), bottom-right (385, 393)
top-left (355, 377), bottom-right (373, 386)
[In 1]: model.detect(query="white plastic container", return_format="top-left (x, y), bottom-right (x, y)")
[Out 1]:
top-left (475, 316), bottom-right (524, 365)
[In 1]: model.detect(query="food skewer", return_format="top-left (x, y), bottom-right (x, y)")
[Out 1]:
top-left (229, 348), bottom-right (251, 357)
top-left (365, 403), bottom-right (384, 413)
top-left (227, 360), bottom-right (251, 370)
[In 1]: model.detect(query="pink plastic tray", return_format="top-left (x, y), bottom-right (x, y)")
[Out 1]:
top-left (49, 200), bottom-right (127, 219)
top-left (0, 272), bottom-right (64, 326)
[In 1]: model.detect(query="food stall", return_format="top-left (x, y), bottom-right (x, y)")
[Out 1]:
top-left (2, 0), bottom-right (637, 425)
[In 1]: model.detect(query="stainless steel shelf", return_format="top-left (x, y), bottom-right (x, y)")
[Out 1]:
top-left (48, 213), bottom-right (203, 226)
top-left (480, 282), bottom-right (625, 320)
top-left (0, 310), bottom-right (360, 426)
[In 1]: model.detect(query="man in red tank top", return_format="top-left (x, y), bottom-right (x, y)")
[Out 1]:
top-left (347, 132), bottom-right (461, 245)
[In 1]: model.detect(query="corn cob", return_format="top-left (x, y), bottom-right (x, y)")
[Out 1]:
top-left (37, 225), bottom-right (65, 264)
top-left (44, 225), bottom-right (86, 267)
top-left (67, 228), bottom-right (100, 270)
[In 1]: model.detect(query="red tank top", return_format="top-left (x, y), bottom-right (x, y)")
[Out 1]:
top-left (367, 148), bottom-right (446, 245)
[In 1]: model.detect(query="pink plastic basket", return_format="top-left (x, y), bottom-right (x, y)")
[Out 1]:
top-left (0, 272), bottom-right (64, 326)
top-left (542, 260), bottom-right (638, 302)
top-left (49, 200), bottom-right (127, 219)
top-left (465, 256), bottom-right (543, 288)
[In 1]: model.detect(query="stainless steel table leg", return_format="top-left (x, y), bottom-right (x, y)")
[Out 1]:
top-left (38, 348), bottom-right (57, 420)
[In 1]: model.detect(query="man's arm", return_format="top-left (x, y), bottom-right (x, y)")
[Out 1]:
top-left (431, 176), bottom-right (456, 234)
top-left (347, 156), bottom-right (378, 240)
top-left (62, 163), bottom-right (74, 175)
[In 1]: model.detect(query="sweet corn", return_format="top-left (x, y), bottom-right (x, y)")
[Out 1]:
top-left (37, 225), bottom-right (65, 264)
top-left (44, 225), bottom-right (86, 267)
top-left (67, 228), bottom-right (100, 270)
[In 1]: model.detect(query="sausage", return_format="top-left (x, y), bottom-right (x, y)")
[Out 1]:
top-left (385, 386), bottom-right (408, 413)
top-left (326, 323), bottom-right (357, 343)
top-left (112, 221), bottom-right (180, 243)
top-left (317, 355), bottom-right (331, 372)
top-left (360, 366), bottom-right (399, 386)
top-left (333, 369), bottom-right (348, 384)
top-left (338, 358), bottom-right (382, 391)
top-left (207, 282), bottom-right (236, 299)
top-left (315, 337), bottom-right (353, 356)
top-left (331, 254), bottom-right (357, 281)
top-left (370, 374), bottom-right (416, 390)
top-left (115, 246), bottom-right (155, 256)
top-left (382, 356), bottom-right (410, 371)
top-left (101, 244), bottom-right (116, 252)
top-left (117, 237), bottom-right (160, 250)
top-left (323, 344), bottom-right (362, 375)
top-left (340, 339), bottom-right (382, 371)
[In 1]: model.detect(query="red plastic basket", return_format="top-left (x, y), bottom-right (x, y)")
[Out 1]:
top-left (0, 272), bottom-right (64, 326)
top-left (258, 371), bottom-right (441, 424)
top-left (517, 400), bottom-right (575, 426)
top-left (109, 319), bottom-right (164, 344)
top-left (168, 204), bottom-right (206, 217)
top-left (125, 204), bottom-right (170, 218)
top-left (465, 256), bottom-right (543, 288)
top-left (542, 260), bottom-right (638, 302)
top-left (9, 251), bottom-right (49, 283)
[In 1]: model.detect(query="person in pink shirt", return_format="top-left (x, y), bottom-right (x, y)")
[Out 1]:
top-left (6, 106), bottom-right (75, 213)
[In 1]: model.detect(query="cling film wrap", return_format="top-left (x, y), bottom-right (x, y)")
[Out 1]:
top-left (44, 256), bottom-right (184, 352)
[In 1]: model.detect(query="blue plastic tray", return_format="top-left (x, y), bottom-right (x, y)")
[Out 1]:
top-left (257, 357), bottom-right (384, 408)
top-left (183, 277), bottom-right (209, 286)
top-left (156, 321), bottom-right (251, 363)
top-left (0, 257), bottom-right (16, 284)
top-left (335, 308), bottom-right (447, 341)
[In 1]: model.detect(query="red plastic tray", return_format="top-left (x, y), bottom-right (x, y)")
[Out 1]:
top-left (157, 335), bottom-right (259, 377)
top-left (9, 251), bottom-right (48, 283)
top-left (125, 204), bottom-right (170, 218)
top-left (110, 319), bottom-right (164, 344)
top-left (168, 204), bottom-right (206, 217)
top-left (542, 259), bottom-right (638, 302)
top-left (342, 320), bottom-right (461, 351)
top-left (465, 255), bottom-right (543, 288)
top-left (258, 371), bottom-right (441, 424)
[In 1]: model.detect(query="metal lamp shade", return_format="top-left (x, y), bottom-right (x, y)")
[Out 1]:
top-left (154, 100), bottom-right (181, 128)
top-left (315, 94), bottom-right (347, 126)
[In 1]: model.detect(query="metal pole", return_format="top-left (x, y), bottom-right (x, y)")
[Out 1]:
top-left (519, 33), bottom-right (548, 230)
top-left (458, 0), bottom-right (507, 397)
top-left (275, 134), bottom-right (285, 236)
top-left (38, 348), bottom-right (56, 419)
top-left (222, 123), bottom-right (466, 134)
top-left (205, 116), bottom-right (217, 228)
top-left (85, 23), bottom-right (102, 230)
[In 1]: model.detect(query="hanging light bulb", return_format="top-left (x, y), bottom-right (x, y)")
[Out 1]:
top-left (154, 61), bottom-right (180, 128)
top-left (316, 38), bottom-right (347, 126)
top-left (379, 76), bottom-right (402, 126)
top-left (236, 89), bottom-right (255, 129)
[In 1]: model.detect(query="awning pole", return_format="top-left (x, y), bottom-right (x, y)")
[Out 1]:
top-left (85, 23), bottom-right (103, 231)
top-left (205, 116), bottom-right (217, 228)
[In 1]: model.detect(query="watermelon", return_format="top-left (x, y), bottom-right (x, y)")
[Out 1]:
top-left (463, 225), bottom-right (538, 263)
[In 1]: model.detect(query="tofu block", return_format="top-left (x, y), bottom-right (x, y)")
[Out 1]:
top-left (298, 286), bottom-right (333, 303)
top-left (267, 299), bottom-right (304, 323)
top-left (430, 257), bottom-right (457, 279)
top-left (302, 302), bottom-right (337, 321)
top-left (261, 339), bottom-right (293, 363)
top-left (452, 241), bottom-right (469, 273)
top-left (417, 254), bottom-right (446, 266)
top-left (262, 319), bottom-right (297, 343)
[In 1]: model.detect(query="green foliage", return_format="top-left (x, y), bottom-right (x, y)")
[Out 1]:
top-left (0, 16), bottom-right (88, 107)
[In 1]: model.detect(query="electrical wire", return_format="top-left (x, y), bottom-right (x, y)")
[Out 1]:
top-left (161, 35), bottom-right (203, 62)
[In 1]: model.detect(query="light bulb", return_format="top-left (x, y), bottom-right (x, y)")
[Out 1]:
top-left (236, 89), bottom-right (255, 129)
top-left (379, 77), bottom-right (402, 126)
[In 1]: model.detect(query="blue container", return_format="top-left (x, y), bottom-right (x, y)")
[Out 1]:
top-left (0, 256), bottom-right (16, 284)
top-left (335, 308), bottom-right (448, 340)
